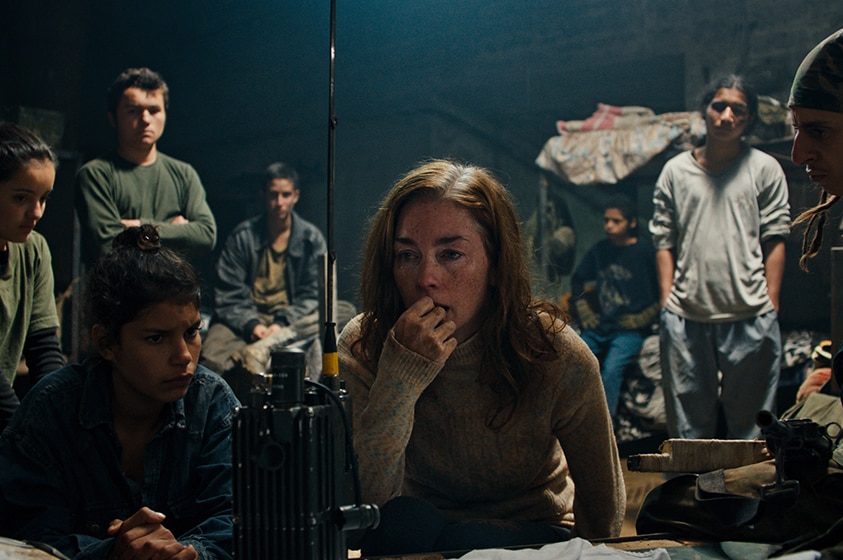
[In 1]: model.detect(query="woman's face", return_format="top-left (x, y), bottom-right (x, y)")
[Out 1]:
top-left (393, 199), bottom-right (494, 343)
top-left (0, 160), bottom-right (54, 251)
top-left (791, 106), bottom-right (843, 197)
top-left (97, 301), bottom-right (202, 412)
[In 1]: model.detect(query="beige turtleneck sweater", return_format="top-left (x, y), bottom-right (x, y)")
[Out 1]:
top-left (337, 313), bottom-right (626, 539)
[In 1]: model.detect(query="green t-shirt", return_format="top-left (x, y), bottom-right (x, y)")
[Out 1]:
top-left (74, 151), bottom-right (217, 266)
top-left (0, 232), bottom-right (60, 384)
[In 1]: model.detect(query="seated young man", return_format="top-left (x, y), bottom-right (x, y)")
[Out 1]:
top-left (201, 162), bottom-right (354, 382)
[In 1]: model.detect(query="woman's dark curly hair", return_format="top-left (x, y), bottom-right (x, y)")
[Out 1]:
top-left (84, 224), bottom-right (201, 346)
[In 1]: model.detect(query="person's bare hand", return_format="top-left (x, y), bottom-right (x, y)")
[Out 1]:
top-left (266, 323), bottom-right (284, 336)
top-left (121, 218), bottom-right (142, 229)
top-left (106, 507), bottom-right (198, 560)
top-left (392, 297), bottom-right (458, 362)
top-left (252, 324), bottom-right (270, 341)
top-left (170, 215), bottom-right (189, 225)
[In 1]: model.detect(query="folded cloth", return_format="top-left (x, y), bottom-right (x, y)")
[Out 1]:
top-left (537, 111), bottom-right (705, 186)
top-left (628, 439), bottom-right (770, 473)
top-left (557, 103), bottom-right (656, 133)
top-left (457, 538), bottom-right (669, 559)
top-left (775, 552), bottom-right (821, 560)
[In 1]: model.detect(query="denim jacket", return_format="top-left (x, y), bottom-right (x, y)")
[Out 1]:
top-left (213, 210), bottom-right (326, 336)
top-left (0, 361), bottom-right (239, 559)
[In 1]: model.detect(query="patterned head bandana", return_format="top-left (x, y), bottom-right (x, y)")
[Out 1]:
top-left (789, 29), bottom-right (843, 113)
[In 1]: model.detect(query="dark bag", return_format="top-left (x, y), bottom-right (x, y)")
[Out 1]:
top-left (637, 467), bottom-right (843, 538)
top-left (638, 389), bottom-right (843, 555)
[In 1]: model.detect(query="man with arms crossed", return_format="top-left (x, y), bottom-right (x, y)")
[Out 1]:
top-left (75, 67), bottom-right (216, 267)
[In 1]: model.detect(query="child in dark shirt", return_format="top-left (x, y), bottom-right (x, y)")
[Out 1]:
top-left (570, 194), bottom-right (659, 424)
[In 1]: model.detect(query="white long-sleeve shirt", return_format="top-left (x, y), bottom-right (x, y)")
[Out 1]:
top-left (649, 147), bottom-right (791, 322)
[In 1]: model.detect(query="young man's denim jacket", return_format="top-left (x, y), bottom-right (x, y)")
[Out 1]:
top-left (0, 361), bottom-right (239, 559)
top-left (213, 210), bottom-right (326, 337)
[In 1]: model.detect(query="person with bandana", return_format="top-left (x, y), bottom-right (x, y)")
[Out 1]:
top-left (790, 29), bottom-right (843, 400)
top-left (791, 29), bottom-right (843, 266)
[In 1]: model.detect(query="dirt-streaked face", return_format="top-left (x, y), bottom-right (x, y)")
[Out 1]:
top-left (705, 87), bottom-right (752, 143)
top-left (393, 199), bottom-right (493, 343)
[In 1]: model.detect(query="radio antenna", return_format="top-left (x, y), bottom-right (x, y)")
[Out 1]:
top-left (322, 0), bottom-right (340, 384)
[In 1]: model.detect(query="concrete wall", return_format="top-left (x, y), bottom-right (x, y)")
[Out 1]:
top-left (4, 0), bottom-right (843, 320)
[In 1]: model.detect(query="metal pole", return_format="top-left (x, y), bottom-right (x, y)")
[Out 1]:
top-left (322, 0), bottom-right (339, 381)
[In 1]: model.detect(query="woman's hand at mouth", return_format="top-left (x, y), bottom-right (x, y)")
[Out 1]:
top-left (392, 296), bottom-right (458, 362)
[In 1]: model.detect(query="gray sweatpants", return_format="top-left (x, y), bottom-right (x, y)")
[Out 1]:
top-left (659, 308), bottom-right (781, 439)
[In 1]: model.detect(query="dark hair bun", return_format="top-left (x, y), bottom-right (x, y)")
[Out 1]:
top-left (112, 224), bottom-right (161, 251)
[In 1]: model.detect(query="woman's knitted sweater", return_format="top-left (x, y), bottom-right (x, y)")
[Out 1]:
top-left (338, 313), bottom-right (626, 539)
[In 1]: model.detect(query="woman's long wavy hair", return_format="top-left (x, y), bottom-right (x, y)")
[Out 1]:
top-left (352, 159), bottom-right (567, 427)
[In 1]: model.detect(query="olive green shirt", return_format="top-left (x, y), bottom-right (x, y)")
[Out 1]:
top-left (0, 233), bottom-right (60, 385)
top-left (74, 151), bottom-right (217, 265)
